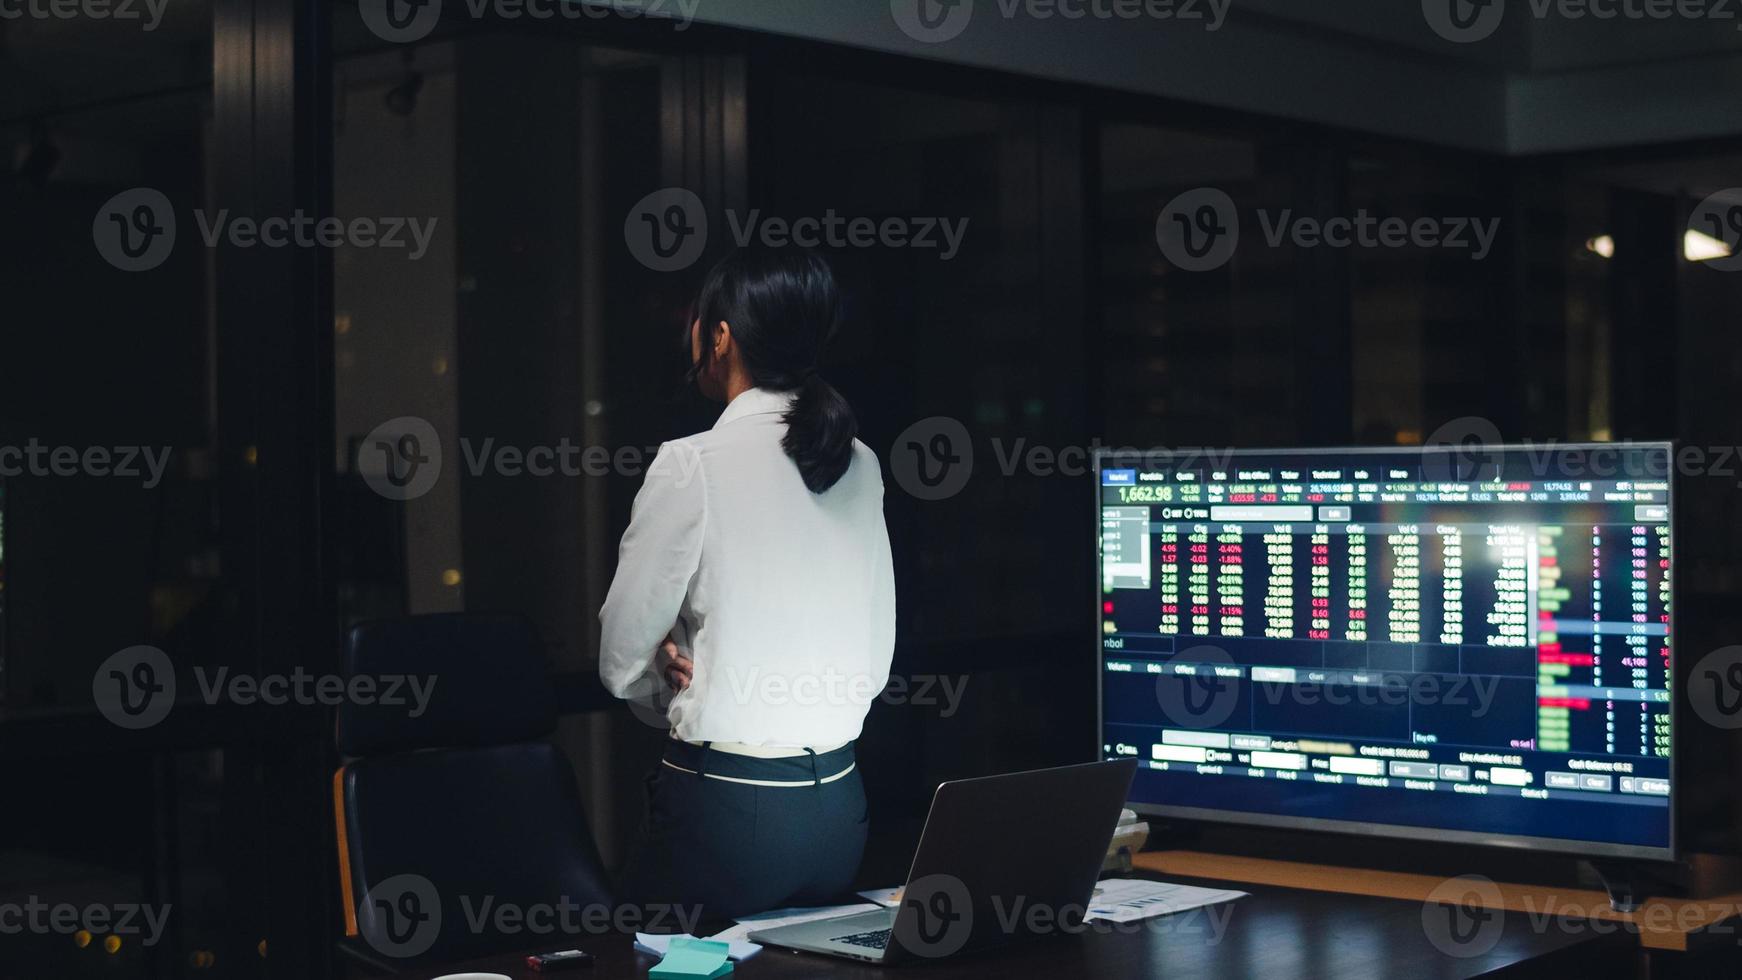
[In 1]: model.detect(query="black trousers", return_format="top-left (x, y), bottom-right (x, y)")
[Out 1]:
top-left (620, 741), bottom-right (868, 926)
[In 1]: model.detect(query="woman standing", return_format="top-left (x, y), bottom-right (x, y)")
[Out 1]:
top-left (600, 247), bottom-right (896, 921)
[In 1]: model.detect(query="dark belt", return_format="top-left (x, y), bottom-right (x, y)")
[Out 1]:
top-left (662, 740), bottom-right (857, 787)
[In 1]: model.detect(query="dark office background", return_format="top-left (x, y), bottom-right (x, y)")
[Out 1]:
top-left (2, 1), bottom-right (1741, 976)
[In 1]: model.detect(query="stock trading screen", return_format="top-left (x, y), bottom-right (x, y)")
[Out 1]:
top-left (1097, 445), bottom-right (1673, 857)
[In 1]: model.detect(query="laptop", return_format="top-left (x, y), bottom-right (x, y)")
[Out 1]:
top-left (748, 758), bottom-right (1138, 965)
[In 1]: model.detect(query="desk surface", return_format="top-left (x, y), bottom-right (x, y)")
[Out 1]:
top-left (408, 868), bottom-right (1632, 980)
top-left (1137, 850), bottom-right (1742, 953)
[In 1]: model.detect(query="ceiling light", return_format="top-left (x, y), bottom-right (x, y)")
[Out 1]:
top-left (1684, 228), bottom-right (1733, 262)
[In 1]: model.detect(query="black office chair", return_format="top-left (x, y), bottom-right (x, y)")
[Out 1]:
top-left (332, 613), bottom-right (613, 971)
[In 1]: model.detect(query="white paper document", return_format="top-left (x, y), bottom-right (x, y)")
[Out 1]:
top-left (856, 886), bottom-right (903, 908)
top-left (1083, 878), bottom-right (1247, 924)
top-left (634, 903), bottom-right (885, 961)
top-left (634, 931), bottom-right (762, 961)
top-left (711, 903), bottom-right (883, 945)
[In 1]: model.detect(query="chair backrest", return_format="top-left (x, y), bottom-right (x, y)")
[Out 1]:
top-left (332, 613), bottom-right (613, 966)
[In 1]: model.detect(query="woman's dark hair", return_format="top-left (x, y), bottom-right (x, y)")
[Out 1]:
top-left (692, 247), bottom-right (857, 493)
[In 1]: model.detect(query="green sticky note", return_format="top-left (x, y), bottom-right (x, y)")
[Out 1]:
top-left (650, 937), bottom-right (734, 980)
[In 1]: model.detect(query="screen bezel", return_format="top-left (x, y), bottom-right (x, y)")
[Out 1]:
top-left (1092, 442), bottom-right (1677, 863)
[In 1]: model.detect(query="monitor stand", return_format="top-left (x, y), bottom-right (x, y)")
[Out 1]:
top-left (1586, 859), bottom-right (1654, 913)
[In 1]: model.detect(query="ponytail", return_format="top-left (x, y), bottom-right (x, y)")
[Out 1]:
top-left (781, 373), bottom-right (858, 493)
top-left (693, 246), bottom-right (860, 494)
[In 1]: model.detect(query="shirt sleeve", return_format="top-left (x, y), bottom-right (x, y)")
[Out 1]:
top-left (868, 472), bottom-right (896, 695)
top-left (599, 441), bottom-right (707, 699)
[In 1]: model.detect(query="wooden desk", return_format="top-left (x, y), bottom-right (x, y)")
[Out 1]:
top-left (405, 867), bottom-right (1634, 979)
top-left (1135, 851), bottom-right (1742, 954)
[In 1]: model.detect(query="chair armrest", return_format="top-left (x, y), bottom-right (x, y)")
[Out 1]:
top-left (335, 936), bottom-right (397, 977)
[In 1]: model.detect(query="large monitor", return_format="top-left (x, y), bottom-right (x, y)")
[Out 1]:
top-left (1096, 443), bottom-right (1673, 860)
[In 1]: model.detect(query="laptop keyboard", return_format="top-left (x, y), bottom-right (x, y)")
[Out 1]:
top-left (831, 928), bottom-right (891, 950)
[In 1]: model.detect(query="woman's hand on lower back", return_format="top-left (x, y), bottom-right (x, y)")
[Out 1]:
top-left (656, 636), bottom-right (693, 692)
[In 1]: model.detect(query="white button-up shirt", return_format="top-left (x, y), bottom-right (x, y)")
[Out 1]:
top-left (599, 386), bottom-right (896, 747)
